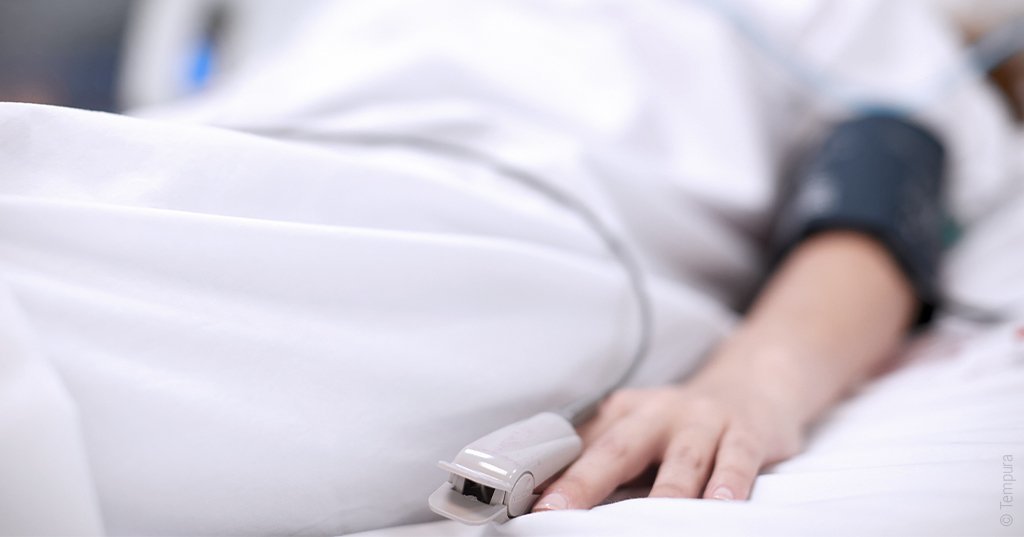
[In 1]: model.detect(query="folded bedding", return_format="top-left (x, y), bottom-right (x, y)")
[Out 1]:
top-left (2, 0), bottom-right (1023, 535)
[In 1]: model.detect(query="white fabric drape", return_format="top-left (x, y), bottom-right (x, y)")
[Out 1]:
top-left (1, 0), bottom-right (1020, 534)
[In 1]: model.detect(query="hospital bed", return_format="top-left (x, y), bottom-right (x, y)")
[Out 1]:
top-left (2, 1), bottom-right (1024, 535)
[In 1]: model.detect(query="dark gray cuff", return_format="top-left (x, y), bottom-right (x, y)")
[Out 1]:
top-left (771, 114), bottom-right (947, 325)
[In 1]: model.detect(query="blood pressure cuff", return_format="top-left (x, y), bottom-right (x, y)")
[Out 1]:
top-left (771, 114), bottom-right (947, 325)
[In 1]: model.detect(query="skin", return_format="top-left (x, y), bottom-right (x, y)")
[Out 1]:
top-left (533, 230), bottom-right (916, 510)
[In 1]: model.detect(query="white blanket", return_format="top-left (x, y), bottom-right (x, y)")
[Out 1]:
top-left (0, 103), bottom-right (733, 535)
top-left (1, 0), bottom-right (1022, 535)
top-left (354, 316), bottom-right (1024, 536)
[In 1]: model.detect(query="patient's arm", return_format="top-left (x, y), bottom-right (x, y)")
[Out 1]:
top-left (533, 229), bottom-right (915, 510)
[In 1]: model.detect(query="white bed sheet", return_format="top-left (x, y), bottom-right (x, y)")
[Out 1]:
top-left (0, 103), bottom-right (735, 535)
top-left (356, 316), bottom-right (1024, 537)
top-left (3, 0), bottom-right (1024, 535)
top-left (354, 153), bottom-right (1024, 535)
top-left (2, 103), bottom-right (1021, 536)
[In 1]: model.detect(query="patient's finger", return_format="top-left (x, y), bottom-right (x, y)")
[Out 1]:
top-left (577, 415), bottom-right (614, 446)
top-left (533, 418), bottom-right (661, 511)
top-left (648, 423), bottom-right (722, 498)
top-left (577, 394), bottom-right (634, 444)
top-left (702, 429), bottom-right (764, 500)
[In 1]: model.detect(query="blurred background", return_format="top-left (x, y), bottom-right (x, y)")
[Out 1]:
top-left (0, 0), bottom-right (1022, 115)
top-left (0, 0), bottom-right (132, 111)
top-left (0, 0), bottom-right (312, 113)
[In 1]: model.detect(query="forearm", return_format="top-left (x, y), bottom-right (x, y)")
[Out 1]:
top-left (536, 115), bottom-right (941, 509)
top-left (695, 230), bottom-right (916, 427)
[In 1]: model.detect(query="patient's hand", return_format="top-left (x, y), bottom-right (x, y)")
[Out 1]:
top-left (534, 231), bottom-right (916, 511)
top-left (533, 359), bottom-right (803, 509)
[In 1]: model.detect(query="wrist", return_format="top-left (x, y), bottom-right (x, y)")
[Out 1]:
top-left (686, 231), bottom-right (917, 430)
top-left (692, 330), bottom-right (838, 428)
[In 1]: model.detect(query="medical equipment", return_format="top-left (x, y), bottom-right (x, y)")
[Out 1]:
top-left (700, 0), bottom-right (1024, 115)
top-left (237, 4), bottom-right (1024, 527)
top-left (427, 413), bottom-right (582, 524)
top-left (120, 0), bottom-right (1024, 113)
top-left (705, 0), bottom-right (1024, 326)
top-left (240, 127), bottom-right (654, 523)
top-left (119, 0), bottom-right (314, 109)
top-left (771, 114), bottom-right (947, 324)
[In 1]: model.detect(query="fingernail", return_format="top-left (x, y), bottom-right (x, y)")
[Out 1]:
top-left (710, 486), bottom-right (734, 501)
top-left (533, 492), bottom-right (568, 511)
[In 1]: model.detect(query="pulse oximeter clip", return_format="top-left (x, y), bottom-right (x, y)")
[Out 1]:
top-left (428, 412), bottom-right (582, 524)
top-left (235, 128), bottom-right (653, 526)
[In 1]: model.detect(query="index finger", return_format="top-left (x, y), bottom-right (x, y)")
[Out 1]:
top-left (533, 417), bottom-right (663, 511)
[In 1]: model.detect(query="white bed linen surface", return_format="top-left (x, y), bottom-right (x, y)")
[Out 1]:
top-left (354, 316), bottom-right (1024, 536)
top-left (0, 103), bottom-right (734, 535)
top-left (1, 0), bottom-right (1023, 535)
top-left (138, 0), bottom-right (1017, 308)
